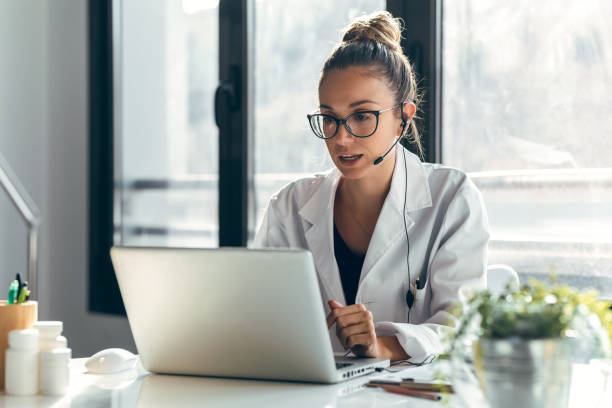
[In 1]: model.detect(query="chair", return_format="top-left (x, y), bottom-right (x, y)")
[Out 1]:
top-left (487, 264), bottom-right (519, 296)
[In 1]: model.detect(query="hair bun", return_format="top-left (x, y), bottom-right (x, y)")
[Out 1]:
top-left (341, 11), bottom-right (403, 53)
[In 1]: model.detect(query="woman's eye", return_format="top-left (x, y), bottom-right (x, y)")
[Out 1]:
top-left (354, 113), bottom-right (372, 122)
top-left (322, 116), bottom-right (335, 125)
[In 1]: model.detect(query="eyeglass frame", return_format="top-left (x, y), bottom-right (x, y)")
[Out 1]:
top-left (306, 103), bottom-right (404, 140)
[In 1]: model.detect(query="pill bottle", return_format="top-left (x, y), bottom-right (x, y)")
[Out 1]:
top-left (34, 321), bottom-right (68, 351)
top-left (40, 348), bottom-right (71, 396)
top-left (5, 329), bottom-right (39, 395)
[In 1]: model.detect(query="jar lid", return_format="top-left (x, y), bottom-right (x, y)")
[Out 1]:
top-left (41, 348), bottom-right (72, 364)
top-left (34, 321), bottom-right (63, 336)
top-left (57, 335), bottom-right (68, 348)
top-left (8, 329), bottom-right (39, 349)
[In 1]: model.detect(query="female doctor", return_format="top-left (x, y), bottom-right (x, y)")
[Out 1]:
top-left (253, 11), bottom-right (489, 364)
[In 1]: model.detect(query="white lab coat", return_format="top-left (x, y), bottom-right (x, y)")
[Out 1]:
top-left (252, 146), bottom-right (489, 363)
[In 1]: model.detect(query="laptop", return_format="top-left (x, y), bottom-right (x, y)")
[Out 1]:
top-left (110, 246), bottom-right (390, 383)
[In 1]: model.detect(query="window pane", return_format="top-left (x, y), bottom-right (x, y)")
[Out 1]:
top-left (252, 1), bottom-right (386, 240)
top-left (443, 1), bottom-right (612, 295)
top-left (115, 0), bottom-right (218, 247)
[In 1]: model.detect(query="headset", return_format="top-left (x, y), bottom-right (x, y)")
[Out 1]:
top-left (372, 101), bottom-right (425, 323)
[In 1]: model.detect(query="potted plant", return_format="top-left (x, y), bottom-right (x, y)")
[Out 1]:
top-left (448, 278), bottom-right (612, 408)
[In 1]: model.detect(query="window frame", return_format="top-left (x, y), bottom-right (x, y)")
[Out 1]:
top-left (387, 0), bottom-right (442, 164)
top-left (88, 0), bottom-right (124, 314)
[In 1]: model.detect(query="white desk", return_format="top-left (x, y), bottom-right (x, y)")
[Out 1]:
top-left (0, 358), bottom-right (610, 407)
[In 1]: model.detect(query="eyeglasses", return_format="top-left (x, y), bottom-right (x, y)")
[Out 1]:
top-left (307, 104), bottom-right (401, 140)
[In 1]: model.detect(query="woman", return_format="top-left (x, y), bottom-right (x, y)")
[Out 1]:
top-left (253, 11), bottom-right (489, 364)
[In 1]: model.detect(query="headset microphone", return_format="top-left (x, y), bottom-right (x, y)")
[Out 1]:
top-left (372, 106), bottom-right (409, 166)
top-left (373, 129), bottom-right (404, 165)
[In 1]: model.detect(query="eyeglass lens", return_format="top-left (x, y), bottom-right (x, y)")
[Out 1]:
top-left (310, 112), bottom-right (378, 139)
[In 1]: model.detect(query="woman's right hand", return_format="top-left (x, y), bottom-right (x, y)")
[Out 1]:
top-left (326, 300), bottom-right (380, 358)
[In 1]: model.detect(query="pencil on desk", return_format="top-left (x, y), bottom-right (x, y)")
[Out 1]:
top-left (380, 384), bottom-right (442, 401)
top-left (367, 380), bottom-right (453, 393)
top-left (399, 381), bottom-right (454, 393)
top-left (366, 380), bottom-right (401, 386)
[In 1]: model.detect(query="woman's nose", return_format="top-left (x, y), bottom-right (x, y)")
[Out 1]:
top-left (335, 123), bottom-right (354, 145)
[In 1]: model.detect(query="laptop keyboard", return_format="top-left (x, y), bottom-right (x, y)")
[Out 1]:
top-left (335, 362), bottom-right (353, 369)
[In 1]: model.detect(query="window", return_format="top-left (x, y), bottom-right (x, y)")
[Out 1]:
top-left (442, 1), bottom-right (612, 296)
top-left (114, 0), bottom-right (219, 248)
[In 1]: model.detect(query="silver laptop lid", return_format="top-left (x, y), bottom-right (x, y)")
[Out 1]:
top-left (110, 246), bottom-right (340, 382)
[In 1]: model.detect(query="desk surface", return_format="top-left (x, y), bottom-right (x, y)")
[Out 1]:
top-left (0, 358), bottom-right (610, 408)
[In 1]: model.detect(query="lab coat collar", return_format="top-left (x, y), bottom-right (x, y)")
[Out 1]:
top-left (359, 147), bottom-right (432, 286)
top-left (389, 146), bottom-right (433, 214)
top-left (298, 168), bottom-right (345, 304)
top-left (297, 146), bottom-right (432, 303)
top-left (297, 167), bottom-right (338, 226)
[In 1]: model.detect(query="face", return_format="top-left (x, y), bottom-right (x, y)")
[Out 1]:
top-left (318, 66), bottom-right (411, 180)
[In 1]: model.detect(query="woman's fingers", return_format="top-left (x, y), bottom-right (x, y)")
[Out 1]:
top-left (334, 311), bottom-right (375, 350)
top-left (327, 302), bottom-right (374, 337)
top-left (326, 312), bottom-right (335, 329)
top-left (336, 310), bottom-right (373, 329)
top-left (328, 300), bottom-right (343, 309)
top-left (345, 333), bottom-right (377, 350)
top-left (327, 303), bottom-right (366, 327)
top-left (325, 303), bottom-right (378, 357)
top-left (326, 300), bottom-right (344, 329)
top-left (338, 321), bottom-right (372, 346)
top-left (331, 303), bottom-right (366, 318)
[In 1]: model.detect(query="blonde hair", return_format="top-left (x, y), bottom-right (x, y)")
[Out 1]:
top-left (320, 11), bottom-right (423, 158)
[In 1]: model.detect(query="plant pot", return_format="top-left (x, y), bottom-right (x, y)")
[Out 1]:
top-left (473, 337), bottom-right (572, 408)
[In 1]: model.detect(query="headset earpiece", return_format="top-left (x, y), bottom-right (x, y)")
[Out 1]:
top-left (400, 102), bottom-right (408, 135)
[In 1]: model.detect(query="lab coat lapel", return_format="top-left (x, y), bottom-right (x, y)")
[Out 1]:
top-left (359, 148), bottom-right (433, 286)
top-left (298, 170), bottom-right (345, 305)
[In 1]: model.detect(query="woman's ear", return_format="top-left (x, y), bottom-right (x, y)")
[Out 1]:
top-left (403, 101), bottom-right (416, 122)
top-left (398, 102), bottom-right (416, 135)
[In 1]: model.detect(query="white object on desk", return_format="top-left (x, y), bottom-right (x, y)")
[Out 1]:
top-left (34, 321), bottom-right (68, 351)
top-left (40, 348), bottom-right (71, 395)
top-left (85, 348), bottom-right (137, 374)
top-left (4, 329), bottom-right (39, 396)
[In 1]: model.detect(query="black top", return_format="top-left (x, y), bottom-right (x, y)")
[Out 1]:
top-left (333, 223), bottom-right (366, 305)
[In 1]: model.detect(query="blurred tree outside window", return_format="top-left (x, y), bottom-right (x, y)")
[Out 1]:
top-left (443, 0), bottom-right (612, 296)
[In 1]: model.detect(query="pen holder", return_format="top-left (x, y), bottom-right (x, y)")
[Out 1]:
top-left (0, 300), bottom-right (37, 390)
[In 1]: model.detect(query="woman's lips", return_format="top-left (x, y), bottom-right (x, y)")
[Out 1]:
top-left (337, 153), bottom-right (363, 165)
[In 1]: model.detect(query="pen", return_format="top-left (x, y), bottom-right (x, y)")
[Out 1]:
top-left (16, 273), bottom-right (22, 293)
top-left (7, 280), bottom-right (19, 304)
top-left (17, 285), bottom-right (29, 304)
top-left (380, 384), bottom-right (442, 401)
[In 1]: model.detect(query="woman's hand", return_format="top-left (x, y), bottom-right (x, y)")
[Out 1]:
top-left (326, 300), bottom-right (380, 358)
top-left (326, 300), bottom-right (411, 361)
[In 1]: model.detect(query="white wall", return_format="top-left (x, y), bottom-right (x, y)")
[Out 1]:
top-left (1, 0), bottom-right (135, 357)
top-left (0, 1), bottom-right (47, 299)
